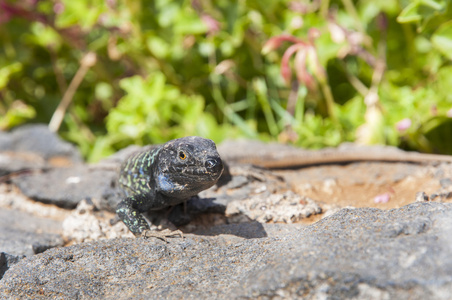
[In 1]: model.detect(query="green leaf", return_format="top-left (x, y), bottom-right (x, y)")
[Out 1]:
top-left (421, 0), bottom-right (445, 11)
top-left (56, 0), bottom-right (106, 29)
top-left (431, 20), bottom-right (452, 60)
top-left (397, 0), bottom-right (445, 24)
top-left (0, 63), bottom-right (22, 90)
top-left (174, 16), bottom-right (207, 35)
top-left (397, 2), bottom-right (422, 23)
top-left (146, 36), bottom-right (169, 59)
top-left (422, 116), bottom-right (452, 154)
top-left (0, 101), bottom-right (36, 130)
top-left (157, 3), bottom-right (179, 27)
top-left (29, 22), bottom-right (62, 49)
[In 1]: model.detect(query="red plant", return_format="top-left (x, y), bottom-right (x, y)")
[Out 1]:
top-left (262, 29), bottom-right (326, 90)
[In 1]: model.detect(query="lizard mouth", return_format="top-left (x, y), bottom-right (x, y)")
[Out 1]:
top-left (169, 157), bottom-right (224, 180)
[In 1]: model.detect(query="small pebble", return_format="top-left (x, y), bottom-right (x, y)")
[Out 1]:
top-left (415, 191), bottom-right (429, 202)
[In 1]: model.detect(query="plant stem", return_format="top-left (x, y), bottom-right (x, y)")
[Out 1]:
top-left (287, 80), bottom-right (299, 116)
top-left (339, 61), bottom-right (369, 96)
top-left (49, 52), bottom-right (97, 132)
top-left (320, 81), bottom-right (337, 122)
top-left (253, 78), bottom-right (279, 136)
top-left (320, 0), bottom-right (330, 18)
top-left (49, 48), bottom-right (67, 94)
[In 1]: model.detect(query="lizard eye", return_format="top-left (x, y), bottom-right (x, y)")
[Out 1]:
top-left (178, 151), bottom-right (187, 160)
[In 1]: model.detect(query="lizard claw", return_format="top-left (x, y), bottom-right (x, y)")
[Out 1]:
top-left (140, 229), bottom-right (184, 242)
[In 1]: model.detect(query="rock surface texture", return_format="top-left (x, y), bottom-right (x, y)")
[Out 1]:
top-left (1, 203), bottom-right (451, 299)
top-left (0, 124), bottom-right (81, 176)
top-left (0, 209), bottom-right (63, 257)
top-left (1, 125), bottom-right (452, 299)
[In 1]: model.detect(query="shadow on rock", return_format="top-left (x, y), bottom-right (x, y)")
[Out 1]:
top-left (0, 252), bottom-right (25, 280)
top-left (192, 221), bottom-right (268, 239)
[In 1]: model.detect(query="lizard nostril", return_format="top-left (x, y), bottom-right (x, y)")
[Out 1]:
top-left (205, 157), bottom-right (223, 173)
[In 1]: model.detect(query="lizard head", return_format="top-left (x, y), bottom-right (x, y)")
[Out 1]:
top-left (156, 136), bottom-right (224, 198)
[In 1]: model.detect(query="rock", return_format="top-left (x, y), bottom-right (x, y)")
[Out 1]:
top-left (62, 199), bottom-right (133, 243)
top-left (218, 140), bottom-right (417, 168)
top-left (0, 209), bottom-right (64, 257)
top-left (225, 191), bottom-right (322, 223)
top-left (0, 152), bottom-right (46, 177)
top-left (1, 202), bottom-right (452, 299)
top-left (0, 124), bottom-right (82, 163)
top-left (0, 124), bottom-right (82, 176)
top-left (0, 125), bottom-right (122, 210)
top-left (8, 143), bottom-right (155, 211)
top-left (95, 144), bottom-right (154, 167)
top-left (11, 165), bottom-right (122, 210)
top-left (415, 191), bottom-right (429, 202)
top-left (0, 184), bottom-right (72, 220)
top-left (0, 253), bottom-right (25, 280)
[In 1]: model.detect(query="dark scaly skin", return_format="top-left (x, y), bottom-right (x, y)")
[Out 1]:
top-left (116, 136), bottom-right (224, 236)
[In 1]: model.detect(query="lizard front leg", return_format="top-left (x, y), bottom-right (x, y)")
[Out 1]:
top-left (116, 196), bottom-right (150, 236)
top-left (116, 196), bottom-right (184, 241)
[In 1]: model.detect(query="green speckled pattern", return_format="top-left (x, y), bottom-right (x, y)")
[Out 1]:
top-left (118, 147), bottom-right (161, 197)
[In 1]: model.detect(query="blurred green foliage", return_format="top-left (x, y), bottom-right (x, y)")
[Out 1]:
top-left (1, 0), bottom-right (452, 161)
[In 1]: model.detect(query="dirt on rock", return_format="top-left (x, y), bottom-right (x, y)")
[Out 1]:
top-left (277, 161), bottom-right (452, 222)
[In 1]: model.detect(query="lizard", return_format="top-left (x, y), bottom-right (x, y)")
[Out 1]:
top-left (116, 136), bottom-right (224, 239)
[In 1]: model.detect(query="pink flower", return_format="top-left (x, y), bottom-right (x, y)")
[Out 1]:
top-left (281, 43), bottom-right (304, 85)
top-left (395, 118), bottom-right (412, 132)
top-left (53, 2), bottom-right (64, 14)
top-left (289, 1), bottom-right (309, 14)
top-left (263, 33), bottom-right (325, 89)
top-left (106, 0), bottom-right (116, 8)
top-left (201, 14), bottom-right (220, 36)
top-left (262, 35), bottom-right (303, 54)
top-left (374, 193), bottom-right (391, 204)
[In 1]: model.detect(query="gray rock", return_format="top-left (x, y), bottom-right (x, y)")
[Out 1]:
top-left (0, 209), bottom-right (64, 257)
top-left (1, 202), bottom-right (452, 299)
top-left (0, 124), bottom-right (82, 163)
top-left (225, 191), bottom-right (322, 223)
top-left (0, 124), bottom-right (82, 177)
top-left (0, 253), bottom-right (25, 280)
top-left (8, 143), bottom-right (155, 211)
top-left (0, 152), bottom-right (46, 177)
top-left (11, 165), bottom-right (121, 210)
top-left (166, 194), bottom-right (233, 227)
top-left (62, 199), bottom-right (133, 243)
